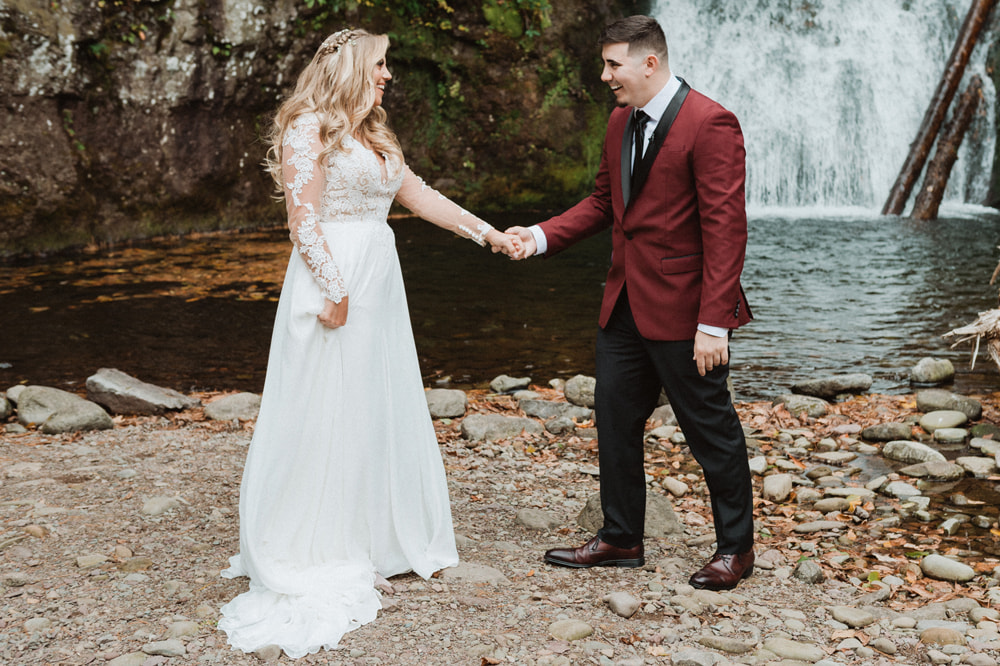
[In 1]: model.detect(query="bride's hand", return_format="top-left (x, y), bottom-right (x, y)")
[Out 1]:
top-left (486, 229), bottom-right (522, 258)
top-left (318, 296), bottom-right (348, 329)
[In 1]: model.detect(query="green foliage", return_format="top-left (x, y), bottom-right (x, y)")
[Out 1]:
top-left (61, 110), bottom-right (86, 153)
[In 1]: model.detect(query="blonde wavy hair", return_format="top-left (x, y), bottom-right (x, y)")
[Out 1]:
top-left (265, 29), bottom-right (403, 193)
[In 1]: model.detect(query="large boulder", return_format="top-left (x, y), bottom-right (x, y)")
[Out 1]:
top-left (910, 358), bottom-right (955, 386)
top-left (85, 368), bottom-right (199, 415)
top-left (915, 389), bottom-right (982, 420)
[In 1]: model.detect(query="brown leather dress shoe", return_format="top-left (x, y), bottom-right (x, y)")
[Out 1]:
top-left (688, 550), bottom-right (754, 590)
top-left (544, 536), bottom-right (644, 568)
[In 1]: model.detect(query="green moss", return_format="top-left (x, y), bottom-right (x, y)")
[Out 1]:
top-left (482, 0), bottom-right (523, 39)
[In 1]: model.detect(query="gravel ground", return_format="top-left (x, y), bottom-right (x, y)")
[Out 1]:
top-left (2, 391), bottom-right (999, 666)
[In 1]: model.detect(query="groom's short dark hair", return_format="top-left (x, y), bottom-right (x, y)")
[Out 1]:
top-left (599, 15), bottom-right (668, 62)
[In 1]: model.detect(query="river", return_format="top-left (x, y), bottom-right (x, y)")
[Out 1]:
top-left (1, 206), bottom-right (998, 401)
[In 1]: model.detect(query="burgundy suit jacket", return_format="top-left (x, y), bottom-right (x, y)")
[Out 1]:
top-left (539, 88), bottom-right (752, 341)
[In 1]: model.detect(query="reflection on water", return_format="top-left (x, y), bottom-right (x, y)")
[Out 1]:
top-left (1, 207), bottom-right (999, 400)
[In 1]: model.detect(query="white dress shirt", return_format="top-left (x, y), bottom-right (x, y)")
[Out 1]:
top-left (527, 76), bottom-right (728, 339)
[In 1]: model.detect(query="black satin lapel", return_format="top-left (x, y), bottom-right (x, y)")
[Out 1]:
top-left (630, 79), bottom-right (691, 200)
top-left (621, 113), bottom-right (634, 206)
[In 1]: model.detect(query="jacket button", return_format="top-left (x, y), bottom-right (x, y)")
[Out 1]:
top-left (625, 232), bottom-right (634, 240)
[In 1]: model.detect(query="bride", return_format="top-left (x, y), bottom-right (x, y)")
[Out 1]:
top-left (218, 28), bottom-right (520, 658)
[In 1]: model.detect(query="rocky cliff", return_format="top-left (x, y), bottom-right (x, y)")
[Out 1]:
top-left (0, 0), bottom-right (644, 255)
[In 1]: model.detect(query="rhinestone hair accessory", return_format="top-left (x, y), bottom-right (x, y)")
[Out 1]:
top-left (317, 29), bottom-right (356, 59)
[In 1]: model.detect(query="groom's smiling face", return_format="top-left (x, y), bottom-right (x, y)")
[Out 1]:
top-left (601, 42), bottom-right (656, 109)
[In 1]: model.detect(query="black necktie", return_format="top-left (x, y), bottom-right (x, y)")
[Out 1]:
top-left (632, 110), bottom-right (650, 183)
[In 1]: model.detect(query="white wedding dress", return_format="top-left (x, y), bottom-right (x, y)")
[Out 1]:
top-left (219, 114), bottom-right (492, 658)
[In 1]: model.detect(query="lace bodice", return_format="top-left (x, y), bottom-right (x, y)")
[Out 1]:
top-left (282, 114), bottom-right (494, 303)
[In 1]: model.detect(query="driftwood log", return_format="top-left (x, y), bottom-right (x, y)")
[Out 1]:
top-left (882, 0), bottom-right (997, 215)
top-left (910, 75), bottom-right (983, 221)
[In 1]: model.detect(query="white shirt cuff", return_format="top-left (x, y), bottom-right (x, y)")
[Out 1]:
top-left (528, 225), bottom-right (548, 256)
top-left (697, 324), bottom-right (729, 338)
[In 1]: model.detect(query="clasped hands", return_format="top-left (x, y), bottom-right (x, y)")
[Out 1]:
top-left (487, 226), bottom-right (535, 260)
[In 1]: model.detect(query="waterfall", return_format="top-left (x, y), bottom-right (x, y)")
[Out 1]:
top-left (653, 0), bottom-right (997, 211)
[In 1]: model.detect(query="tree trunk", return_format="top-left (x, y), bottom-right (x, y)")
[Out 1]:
top-left (911, 75), bottom-right (984, 220)
top-left (881, 0), bottom-right (997, 215)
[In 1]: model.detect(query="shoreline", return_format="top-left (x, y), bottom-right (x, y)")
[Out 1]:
top-left (2, 380), bottom-right (1000, 664)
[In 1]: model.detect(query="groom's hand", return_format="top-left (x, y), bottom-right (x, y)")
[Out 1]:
top-left (504, 226), bottom-right (536, 259)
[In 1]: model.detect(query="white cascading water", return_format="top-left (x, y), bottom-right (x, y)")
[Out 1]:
top-left (654, 0), bottom-right (997, 211)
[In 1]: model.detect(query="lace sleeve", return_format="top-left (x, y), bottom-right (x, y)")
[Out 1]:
top-left (282, 117), bottom-right (347, 303)
top-left (394, 166), bottom-right (494, 246)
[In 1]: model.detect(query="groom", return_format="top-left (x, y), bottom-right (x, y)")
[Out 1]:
top-left (508, 15), bottom-right (755, 591)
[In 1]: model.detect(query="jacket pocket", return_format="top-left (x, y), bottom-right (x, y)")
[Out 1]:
top-left (660, 253), bottom-right (703, 275)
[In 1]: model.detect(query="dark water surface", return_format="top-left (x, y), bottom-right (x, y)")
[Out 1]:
top-left (2, 208), bottom-right (999, 400)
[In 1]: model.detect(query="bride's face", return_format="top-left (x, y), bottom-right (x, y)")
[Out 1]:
top-left (371, 53), bottom-right (391, 107)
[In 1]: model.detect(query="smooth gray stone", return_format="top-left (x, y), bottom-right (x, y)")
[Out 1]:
top-left (919, 410), bottom-right (967, 432)
top-left (544, 416), bottom-right (576, 435)
top-left (883, 481), bottom-right (921, 499)
top-left (898, 461), bottom-right (966, 480)
top-left (489, 374), bottom-right (531, 393)
top-left (921, 554), bottom-right (975, 582)
top-left (916, 389), bottom-right (982, 419)
top-left (696, 634), bottom-right (754, 654)
top-left (763, 636), bottom-right (826, 661)
top-left (793, 520), bottom-right (844, 533)
top-left (460, 413), bottom-right (543, 442)
top-left (548, 619), bottom-right (593, 641)
top-left (204, 392), bottom-right (260, 421)
top-left (425, 388), bottom-right (467, 418)
top-left (514, 508), bottom-right (560, 531)
top-left (563, 374), bottom-right (596, 408)
top-left (519, 399), bottom-right (592, 421)
top-left (862, 422), bottom-right (912, 441)
top-left (791, 373), bottom-right (872, 399)
top-left (956, 456), bottom-right (996, 477)
top-left (762, 473), bottom-right (793, 502)
top-left (831, 605), bottom-right (875, 627)
top-left (85, 367), bottom-right (199, 415)
top-left (605, 591), bottom-right (640, 618)
top-left (648, 403), bottom-right (677, 426)
top-left (440, 562), bottom-right (509, 585)
top-left (971, 437), bottom-right (1000, 456)
top-left (911, 358), bottom-right (956, 385)
top-left (774, 393), bottom-right (829, 418)
top-left (882, 440), bottom-right (946, 464)
top-left (17, 385), bottom-right (94, 426)
top-left (577, 491), bottom-right (682, 537)
top-left (933, 427), bottom-right (967, 443)
top-left (672, 649), bottom-right (723, 666)
top-left (0, 395), bottom-right (9, 420)
top-left (41, 402), bottom-right (114, 434)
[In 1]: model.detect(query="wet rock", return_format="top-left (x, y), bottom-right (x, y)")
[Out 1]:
top-left (791, 373), bottom-right (872, 399)
top-left (514, 508), bottom-right (560, 531)
top-left (605, 591), bottom-right (640, 618)
top-left (774, 394), bottom-right (829, 418)
top-left (548, 619), bottom-right (593, 641)
top-left (563, 374), bottom-right (595, 408)
top-left (956, 456), bottom-right (997, 477)
top-left (85, 368), bottom-right (199, 415)
top-left (813, 451), bottom-right (857, 465)
top-left (762, 473), bottom-right (793, 502)
top-left (204, 393), bottom-right (260, 421)
top-left (934, 427), bottom-right (968, 443)
top-left (519, 399), bottom-right (592, 421)
top-left (882, 440), bottom-right (946, 464)
top-left (489, 375), bottom-right (531, 393)
top-left (916, 389), bottom-right (982, 419)
top-left (971, 437), bottom-right (1000, 456)
top-left (862, 422), bottom-right (912, 441)
top-left (899, 461), bottom-right (967, 480)
top-left (882, 481), bottom-right (921, 499)
top-left (577, 491), bottom-right (682, 537)
top-left (919, 410), bottom-right (968, 432)
top-left (425, 388), bottom-right (467, 418)
top-left (911, 358), bottom-right (956, 385)
top-left (460, 414), bottom-right (543, 442)
top-left (921, 554), bottom-right (975, 582)
top-left (972, 423), bottom-right (1000, 439)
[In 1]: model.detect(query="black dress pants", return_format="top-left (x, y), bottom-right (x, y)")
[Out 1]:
top-left (593, 290), bottom-right (754, 553)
